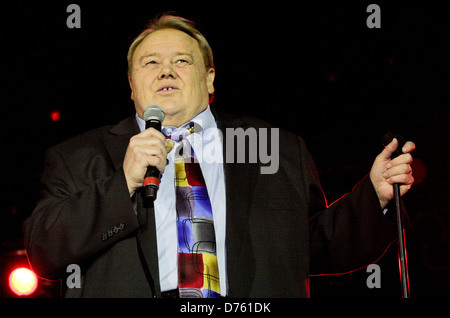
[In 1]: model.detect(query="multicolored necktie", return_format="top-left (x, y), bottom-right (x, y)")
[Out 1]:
top-left (166, 122), bottom-right (221, 298)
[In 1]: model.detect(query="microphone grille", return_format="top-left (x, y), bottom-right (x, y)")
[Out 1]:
top-left (143, 105), bottom-right (165, 122)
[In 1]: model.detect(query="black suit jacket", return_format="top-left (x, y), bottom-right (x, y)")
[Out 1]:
top-left (22, 112), bottom-right (398, 297)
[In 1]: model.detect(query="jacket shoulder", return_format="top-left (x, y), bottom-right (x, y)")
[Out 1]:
top-left (48, 125), bottom-right (113, 156)
top-left (48, 117), bottom-right (137, 156)
top-left (215, 111), bottom-right (305, 145)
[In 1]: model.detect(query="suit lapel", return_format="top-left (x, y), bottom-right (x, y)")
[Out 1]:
top-left (135, 193), bottom-right (161, 296)
top-left (216, 114), bottom-right (255, 249)
top-left (215, 112), bottom-right (258, 296)
top-left (103, 117), bottom-right (139, 171)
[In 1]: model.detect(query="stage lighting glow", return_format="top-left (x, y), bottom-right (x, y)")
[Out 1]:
top-left (50, 110), bottom-right (61, 122)
top-left (8, 267), bottom-right (38, 296)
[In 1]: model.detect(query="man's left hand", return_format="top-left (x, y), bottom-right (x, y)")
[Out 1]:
top-left (370, 138), bottom-right (416, 209)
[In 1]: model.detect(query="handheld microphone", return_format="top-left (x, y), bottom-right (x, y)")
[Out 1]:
top-left (142, 105), bottom-right (165, 205)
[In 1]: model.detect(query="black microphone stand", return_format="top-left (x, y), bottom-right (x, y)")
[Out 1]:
top-left (394, 183), bottom-right (410, 298)
top-left (384, 133), bottom-right (410, 298)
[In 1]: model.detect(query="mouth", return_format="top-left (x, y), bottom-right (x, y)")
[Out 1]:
top-left (157, 84), bottom-right (179, 93)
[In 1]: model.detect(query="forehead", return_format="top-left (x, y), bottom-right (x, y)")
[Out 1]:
top-left (135, 28), bottom-right (201, 58)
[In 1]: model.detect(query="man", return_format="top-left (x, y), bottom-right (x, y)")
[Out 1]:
top-left (22, 15), bottom-right (415, 297)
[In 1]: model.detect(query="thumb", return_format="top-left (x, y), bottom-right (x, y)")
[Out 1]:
top-left (165, 139), bottom-right (175, 153)
top-left (378, 137), bottom-right (398, 161)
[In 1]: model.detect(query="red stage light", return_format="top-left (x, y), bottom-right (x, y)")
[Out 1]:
top-left (8, 267), bottom-right (38, 296)
top-left (411, 158), bottom-right (427, 185)
top-left (50, 110), bottom-right (61, 122)
top-left (328, 73), bottom-right (337, 83)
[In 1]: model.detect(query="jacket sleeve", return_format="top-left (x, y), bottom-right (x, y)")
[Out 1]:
top-left (22, 146), bottom-right (141, 280)
top-left (298, 136), bottom-right (401, 275)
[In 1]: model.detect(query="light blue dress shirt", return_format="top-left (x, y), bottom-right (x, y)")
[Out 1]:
top-left (135, 106), bottom-right (228, 296)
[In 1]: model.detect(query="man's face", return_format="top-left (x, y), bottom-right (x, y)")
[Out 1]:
top-left (129, 28), bottom-right (215, 127)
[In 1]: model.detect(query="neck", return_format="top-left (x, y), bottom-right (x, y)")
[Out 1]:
top-left (162, 106), bottom-right (209, 128)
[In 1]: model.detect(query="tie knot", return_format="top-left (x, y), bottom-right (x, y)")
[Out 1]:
top-left (163, 122), bottom-right (202, 142)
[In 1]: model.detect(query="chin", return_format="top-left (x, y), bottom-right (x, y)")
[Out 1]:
top-left (159, 101), bottom-right (182, 117)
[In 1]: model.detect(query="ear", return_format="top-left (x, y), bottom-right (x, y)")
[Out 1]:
top-left (206, 68), bottom-right (215, 95)
top-left (128, 75), bottom-right (134, 101)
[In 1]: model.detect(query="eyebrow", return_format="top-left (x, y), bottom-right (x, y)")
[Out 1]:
top-left (139, 52), bottom-right (195, 63)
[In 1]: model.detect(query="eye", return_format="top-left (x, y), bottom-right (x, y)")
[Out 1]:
top-left (145, 60), bottom-right (158, 66)
top-left (175, 59), bottom-right (190, 65)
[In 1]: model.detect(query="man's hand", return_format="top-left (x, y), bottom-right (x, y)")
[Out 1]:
top-left (370, 138), bottom-right (416, 209)
top-left (123, 128), bottom-right (174, 196)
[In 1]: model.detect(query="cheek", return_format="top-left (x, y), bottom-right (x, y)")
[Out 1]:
top-left (181, 70), bottom-right (207, 94)
top-left (132, 70), bottom-right (157, 89)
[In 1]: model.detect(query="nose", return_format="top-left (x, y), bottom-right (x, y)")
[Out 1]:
top-left (158, 62), bottom-right (177, 80)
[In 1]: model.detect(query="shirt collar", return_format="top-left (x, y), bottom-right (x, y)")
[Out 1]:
top-left (135, 106), bottom-right (216, 134)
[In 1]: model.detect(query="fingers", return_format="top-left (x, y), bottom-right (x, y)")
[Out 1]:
top-left (380, 139), bottom-right (415, 186)
top-left (166, 139), bottom-right (175, 154)
top-left (402, 141), bottom-right (416, 154)
top-left (384, 173), bottom-right (414, 186)
top-left (132, 146), bottom-right (166, 170)
top-left (388, 152), bottom-right (413, 168)
top-left (139, 127), bottom-right (167, 145)
top-left (371, 138), bottom-right (416, 206)
top-left (383, 152), bottom-right (414, 186)
top-left (383, 163), bottom-right (412, 177)
top-left (383, 163), bottom-right (414, 184)
top-left (129, 129), bottom-right (167, 162)
top-left (123, 128), bottom-right (170, 195)
top-left (132, 128), bottom-right (167, 152)
top-left (379, 138), bottom-right (416, 162)
top-left (378, 137), bottom-right (399, 161)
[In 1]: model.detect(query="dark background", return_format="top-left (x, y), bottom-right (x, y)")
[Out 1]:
top-left (1, 0), bottom-right (449, 297)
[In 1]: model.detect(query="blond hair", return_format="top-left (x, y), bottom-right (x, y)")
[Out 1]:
top-left (127, 14), bottom-right (214, 76)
